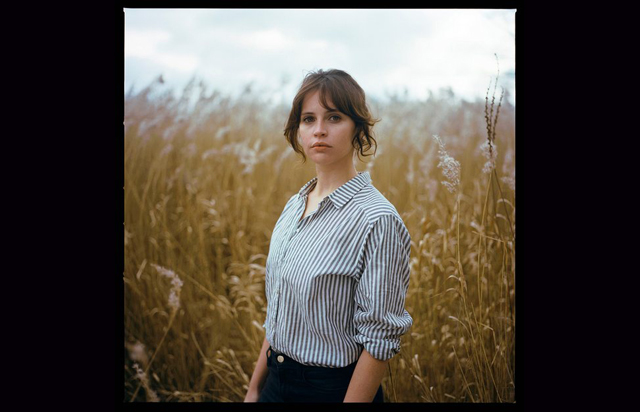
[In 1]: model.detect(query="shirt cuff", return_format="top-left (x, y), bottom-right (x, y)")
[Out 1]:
top-left (354, 335), bottom-right (402, 361)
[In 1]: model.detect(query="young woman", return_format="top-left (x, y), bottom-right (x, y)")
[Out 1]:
top-left (244, 69), bottom-right (413, 403)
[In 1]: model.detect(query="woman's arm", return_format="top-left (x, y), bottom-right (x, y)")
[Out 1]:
top-left (343, 349), bottom-right (389, 402)
top-left (243, 336), bottom-right (271, 402)
top-left (348, 215), bottom-right (412, 402)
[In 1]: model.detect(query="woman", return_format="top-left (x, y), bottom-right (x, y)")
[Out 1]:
top-left (244, 69), bottom-right (413, 403)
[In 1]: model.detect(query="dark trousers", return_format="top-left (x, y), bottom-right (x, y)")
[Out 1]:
top-left (257, 346), bottom-right (384, 403)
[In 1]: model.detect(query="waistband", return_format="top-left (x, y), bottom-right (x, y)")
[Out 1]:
top-left (266, 346), bottom-right (357, 372)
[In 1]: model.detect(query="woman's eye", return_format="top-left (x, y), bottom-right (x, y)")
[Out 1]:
top-left (329, 115), bottom-right (341, 121)
top-left (302, 117), bottom-right (314, 123)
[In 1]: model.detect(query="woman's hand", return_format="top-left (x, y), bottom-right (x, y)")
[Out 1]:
top-left (244, 388), bottom-right (260, 402)
top-left (244, 337), bottom-right (271, 402)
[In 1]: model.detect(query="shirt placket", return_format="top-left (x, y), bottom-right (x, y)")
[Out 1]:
top-left (270, 195), bottom-right (325, 343)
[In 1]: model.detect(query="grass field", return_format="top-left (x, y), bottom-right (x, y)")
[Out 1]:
top-left (123, 75), bottom-right (515, 402)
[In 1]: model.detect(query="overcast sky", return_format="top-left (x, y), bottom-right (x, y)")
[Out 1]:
top-left (124, 9), bottom-right (515, 104)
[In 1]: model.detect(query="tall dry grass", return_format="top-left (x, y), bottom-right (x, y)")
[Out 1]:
top-left (123, 75), bottom-right (515, 402)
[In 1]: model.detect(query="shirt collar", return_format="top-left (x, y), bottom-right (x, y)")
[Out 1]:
top-left (297, 171), bottom-right (372, 210)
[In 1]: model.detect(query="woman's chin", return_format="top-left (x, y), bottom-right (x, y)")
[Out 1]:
top-left (309, 156), bottom-right (336, 166)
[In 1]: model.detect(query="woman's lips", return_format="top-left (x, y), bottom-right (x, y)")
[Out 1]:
top-left (312, 145), bottom-right (331, 150)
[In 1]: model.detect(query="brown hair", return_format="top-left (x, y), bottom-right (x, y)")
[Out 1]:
top-left (284, 69), bottom-right (379, 164)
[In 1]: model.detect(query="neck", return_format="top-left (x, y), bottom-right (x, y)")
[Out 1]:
top-left (312, 165), bottom-right (359, 199)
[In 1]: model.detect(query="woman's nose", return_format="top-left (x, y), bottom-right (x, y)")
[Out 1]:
top-left (313, 119), bottom-right (327, 136)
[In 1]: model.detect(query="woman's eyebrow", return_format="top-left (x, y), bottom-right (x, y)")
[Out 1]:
top-left (301, 109), bottom-right (340, 116)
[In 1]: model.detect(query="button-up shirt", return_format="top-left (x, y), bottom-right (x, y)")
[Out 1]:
top-left (262, 171), bottom-right (413, 367)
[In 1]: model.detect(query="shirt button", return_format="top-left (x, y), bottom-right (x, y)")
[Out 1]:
top-left (277, 355), bottom-right (284, 363)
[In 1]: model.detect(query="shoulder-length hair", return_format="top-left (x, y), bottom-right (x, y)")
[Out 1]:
top-left (284, 69), bottom-right (379, 163)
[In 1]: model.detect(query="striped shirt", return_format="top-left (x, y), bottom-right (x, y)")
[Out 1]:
top-left (262, 171), bottom-right (413, 367)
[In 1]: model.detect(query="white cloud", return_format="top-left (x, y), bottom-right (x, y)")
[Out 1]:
top-left (125, 28), bottom-right (199, 73)
top-left (237, 29), bottom-right (295, 52)
top-left (124, 9), bottom-right (515, 102)
top-left (125, 29), bottom-right (171, 58)
top-left (154, 54), bottom-right (199, 73)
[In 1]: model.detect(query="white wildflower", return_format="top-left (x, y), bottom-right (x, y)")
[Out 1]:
top-left (132, 363), bottom-right (159, 402)
top-left (406, 156), bottom-right (415, 185)
top-left (274, 149), bottom-right (292, 170)
top-left (215, 126), bottom-right (231, 140)
top-left (221, 140), bottom-right (277, 175)
top-left (432, 135), bottom-right (460, 194)
top-left (480, 140), bottom-right (498, 174)
top-left (168, 291), bottom-right (180, 311)
top-left (133, 363), bottom-right (147, 383)
top-left (501, 175), bottom-right (516, 191)
top-left (201, 148), bottom-right (219, 160)
top-left (501, 147), bottom-right (515, 191)
top-left (137, 117), bottom-right (161, 139)
top-left (160, 143), bottom-right (173, 157)
top-left (127, 341), bottom-right (149, 367)
top-left (418, 150), bottom-right (433, 178)
top-left (162, 124), bottom-right (178, 141)
top-left (151, 263), bottom-right (183, 311)
top-left (502, 147), bottom-right (514, 175)
top-left (426, 178), bottom-right (438, 203)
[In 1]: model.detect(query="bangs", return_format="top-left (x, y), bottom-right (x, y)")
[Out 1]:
top-left (315, 82), bottom-right (355, 118)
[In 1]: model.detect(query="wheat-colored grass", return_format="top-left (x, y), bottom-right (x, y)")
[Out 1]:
top-left (123, 75), bottom-right (515, 402)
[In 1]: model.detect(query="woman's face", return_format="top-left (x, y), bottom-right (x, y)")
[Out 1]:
top-left (298, 89), bottom-right (356, 167)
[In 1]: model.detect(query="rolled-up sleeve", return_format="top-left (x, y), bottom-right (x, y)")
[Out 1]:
top-left (353, 214), bottom-right (413, 361)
